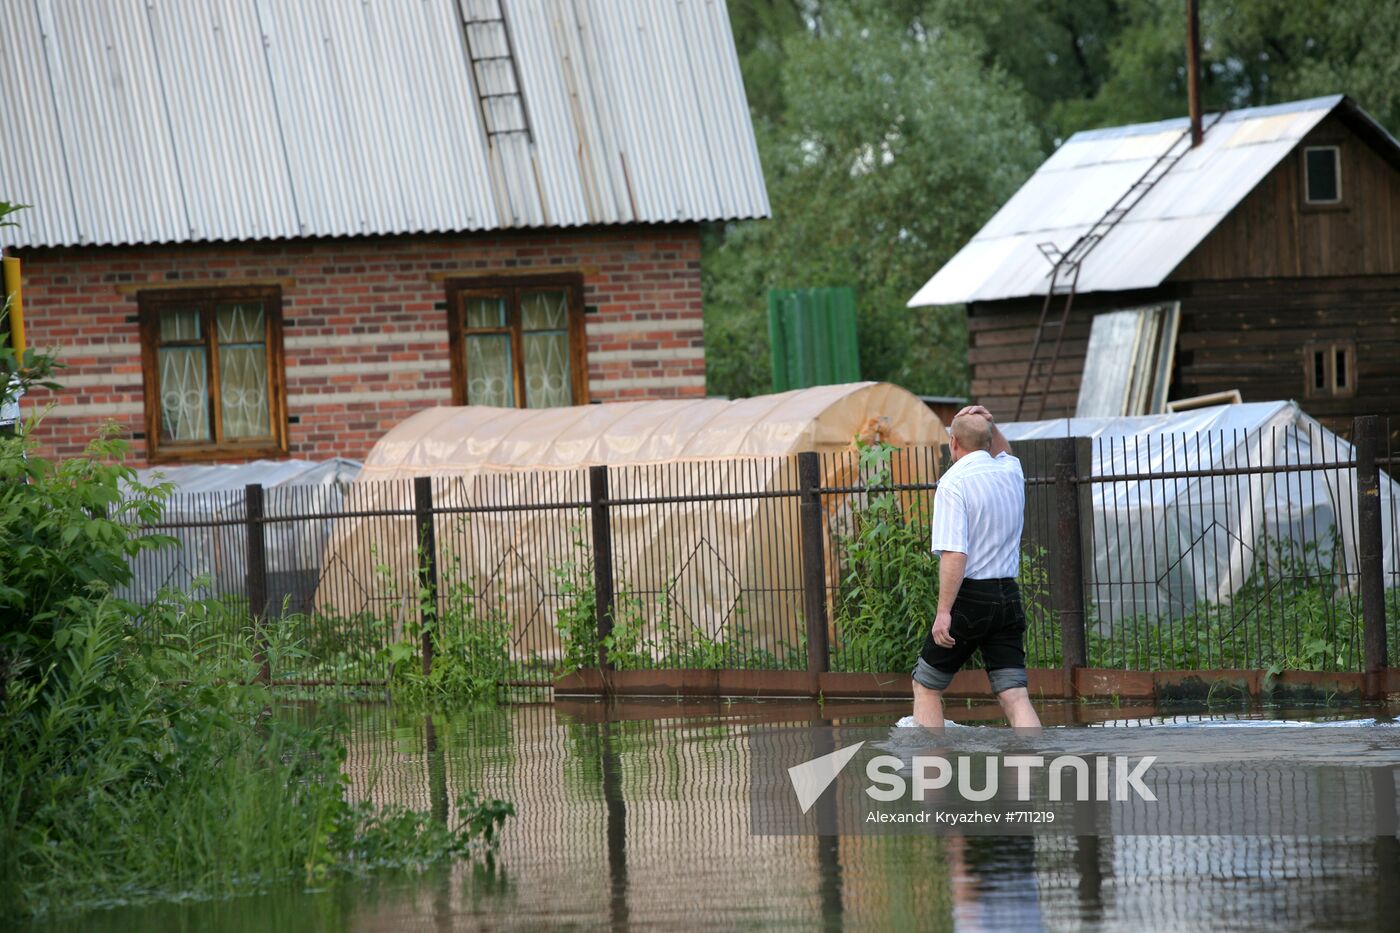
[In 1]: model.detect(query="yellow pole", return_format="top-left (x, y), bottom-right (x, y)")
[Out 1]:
top-left (2, 255), bottom-right (24, 356)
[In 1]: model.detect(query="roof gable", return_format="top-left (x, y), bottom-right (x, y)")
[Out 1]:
top-left (908, 95), bottom-right (1400, 307)
top-left (0, 0), bottom-right (769, 249)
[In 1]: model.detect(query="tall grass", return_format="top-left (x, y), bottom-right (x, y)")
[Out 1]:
top-left (1, 599), bottom-right (512, 919)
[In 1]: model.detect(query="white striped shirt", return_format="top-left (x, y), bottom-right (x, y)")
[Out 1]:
top-left (930, 450), bottom-right (1025, 579)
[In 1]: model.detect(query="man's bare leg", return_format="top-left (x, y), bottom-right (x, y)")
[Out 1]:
top-left (995, 687), bottom-right (1042, 729)
top-left (912, 680), bottom-right (945, 728)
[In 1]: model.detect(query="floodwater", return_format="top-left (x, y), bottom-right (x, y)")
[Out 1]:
top-left (27, 698), bottom-right (1400, 931)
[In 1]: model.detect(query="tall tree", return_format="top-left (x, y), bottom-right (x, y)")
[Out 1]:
top-left (705, 3), bottom-right (1041, 399)
top-left (706, 0), bottom-right (1400, 400)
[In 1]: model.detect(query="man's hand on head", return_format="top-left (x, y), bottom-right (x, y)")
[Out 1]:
top-left (931, 610), bottom-right (956, 648)
top-left (955, 404), bottom-right (994, 422)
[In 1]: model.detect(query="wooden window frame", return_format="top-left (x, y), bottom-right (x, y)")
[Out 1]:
top-left (445, 273), bottom-right (589, 407)
top-left (1303, 339), bottom-right (1357, 399)
top-left (138, 285), bottom-right (288, 462)
top-left (1301, 144), bottom-right (1343, 207)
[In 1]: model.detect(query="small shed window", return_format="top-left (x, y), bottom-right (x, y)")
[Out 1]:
top-left (138, 287), bottom-right (287, 460)
top-left (1303, 340), bottom-right (1356, 399)
top-left (446, 274), bottom-right (588, 408)
top-left (1303, 146), bottom-right (1341, 204)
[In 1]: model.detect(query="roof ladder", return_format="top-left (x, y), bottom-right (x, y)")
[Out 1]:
top-left (1013, 111), bottom-right (1226, 421)
top-left (458, 0), bottom-right (533, 143)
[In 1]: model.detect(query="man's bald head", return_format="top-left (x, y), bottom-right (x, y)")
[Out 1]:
top-left (951, 413), bottom-right (993, 456)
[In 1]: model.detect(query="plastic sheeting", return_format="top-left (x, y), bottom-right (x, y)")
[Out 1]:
top-left (133, 458), bottom-right (362, 498)
top-left (1002, 402), bottom-right (1398, 626)
top-left (317, 383), bottom-right (948, 657)
top-left (123, 458), bottom-right (362, 607)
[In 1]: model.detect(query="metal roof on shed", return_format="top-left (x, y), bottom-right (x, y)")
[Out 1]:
top-left (908, 95), bottom-right (1400, 307)
top-left (0, 0), bottom-right (769, 249)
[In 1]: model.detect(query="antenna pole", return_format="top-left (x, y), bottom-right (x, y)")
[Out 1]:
top-left (1187, 0), bottom-right (1203, 147)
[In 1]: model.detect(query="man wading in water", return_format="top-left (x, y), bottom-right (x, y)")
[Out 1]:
top-left (912, 405), bottom-right (1042, 729)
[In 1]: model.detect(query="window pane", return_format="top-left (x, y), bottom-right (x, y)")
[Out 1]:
top-left (464, 296), bottom-right (507, 329)
top-left (219, 345), bottom-right (271, 438)
top-left (159, 346), bottom-right (211, 442)
top-left (1305, 149), bottom-right (1339, 202)
top-left (214, 303), bottom-right (271, 439)
top-left (465, 334), bottom-right (515, 406)
top-left (159, 309), bottom-right (202, 342)
top-left (1313, 351), bottom-right (1326, 390)
top-left (215, 302), bottom-right (265, 344)
top-left (524, 331), bottom-right (572, 408)
top-left (521, 289), bottom-right (568, 330)
top-left (1335, 348), bottom-right (1348, 389)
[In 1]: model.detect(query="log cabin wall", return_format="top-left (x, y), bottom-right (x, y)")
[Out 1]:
top-left (966, 287), bottom-right (1177, 422)
top-left (967, 112), bottom-right (1400, 435)
top-left (1170, 113), bottom-right (1400, 281)
top-left (1173, 277), bottom-right (1400, 438)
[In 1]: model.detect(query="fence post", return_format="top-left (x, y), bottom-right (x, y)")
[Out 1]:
top-left (413, 476), bottom-right (438, 678)
top-left (1053, 438), bottom-right (1088, 683)
top-left (244, 483), bottom-right (271, 684)
top-left (797, 452), bottom-right (831, 688)
top-left (1354, 416), bottom-right (1387, 688)
top-left (589, 465), bottom-right (615, 672)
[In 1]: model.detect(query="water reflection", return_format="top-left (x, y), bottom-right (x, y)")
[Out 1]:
top-left (951, 836), bottom-right (1042, 932)
top-left (26, 700), bottom-right (1400, 931)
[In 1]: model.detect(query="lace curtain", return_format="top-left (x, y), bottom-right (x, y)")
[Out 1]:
top-left (157, 303), bottom-right (268, 443)
top-left (462, 289), bottom-right (572, 408)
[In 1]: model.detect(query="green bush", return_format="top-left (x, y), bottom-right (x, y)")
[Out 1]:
top-left (1, 601), bottom-right (513, 919)
top-left (830, 441), bottom-right (939, 673)
top-left (552, 525), bottom-right (603, 673)
top-left (0, 429), bottom-right (513, 920)
top-left (384, 550), bottom-right (513, 704)
top-left (0, 426), bottom-right (170, 699)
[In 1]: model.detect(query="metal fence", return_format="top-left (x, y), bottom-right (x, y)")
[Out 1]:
top-left (121, 416), bottom-right (1399, 685)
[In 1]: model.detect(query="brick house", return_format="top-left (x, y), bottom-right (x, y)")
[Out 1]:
top-left (0, 0), bottom-right (767, 463)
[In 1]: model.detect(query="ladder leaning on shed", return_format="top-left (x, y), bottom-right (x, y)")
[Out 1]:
top-left (1013, 111), bottom-right (1226, 421)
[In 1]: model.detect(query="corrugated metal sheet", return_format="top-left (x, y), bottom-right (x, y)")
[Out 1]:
top-left (907, 95), bottom-right (1384, 307)
top-left (0, 0), bottom-right (769, 248)
top-left (767, 288), bottom-right (861, 392)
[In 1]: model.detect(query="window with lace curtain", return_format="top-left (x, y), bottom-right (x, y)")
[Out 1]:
top-left (138, 287), bottom-right (287, 460)
top-left (446, 275), bottom-right (588, 408)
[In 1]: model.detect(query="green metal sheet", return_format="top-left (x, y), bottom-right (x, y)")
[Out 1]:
top-left (767, 288), bottom-right (860, 392)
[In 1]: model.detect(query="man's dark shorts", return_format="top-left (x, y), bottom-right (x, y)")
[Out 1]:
top-left (912, 577), bottom-right (1028, 694)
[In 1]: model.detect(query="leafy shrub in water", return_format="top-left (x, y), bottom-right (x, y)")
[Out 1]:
top-left (0, 428), bottom-right (513, 920)
top-left (1, 603), bottom-right (513, 918)
top-left (383, 550), bottom-right (513, 704)
top-left (552, 526), bottom-right (604, 673)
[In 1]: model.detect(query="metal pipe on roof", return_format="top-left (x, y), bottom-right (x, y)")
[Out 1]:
top-left (1187, 0), bottom-right (1203, 147)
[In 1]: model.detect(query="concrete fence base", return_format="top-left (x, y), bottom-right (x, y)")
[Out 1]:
top-left (553, 667), bottom-right (1400, 703)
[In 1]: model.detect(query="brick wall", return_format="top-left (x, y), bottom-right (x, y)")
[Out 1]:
top-left (16, 226), bottom-right (704, 463)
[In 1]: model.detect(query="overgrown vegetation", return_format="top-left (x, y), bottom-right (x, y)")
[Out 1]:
top-left (1026, 534), bottom-right (1384, 673)
top-left (0, 419), bottom-right (513, 920)
top-left (706, 0), bottom-right (1400, 399)
top-left (829, 442), bottom-right (939, 673)
top-left (551, 523), bottom-right (803, 674)
top-left (369, 548), bottom-right (514, 704)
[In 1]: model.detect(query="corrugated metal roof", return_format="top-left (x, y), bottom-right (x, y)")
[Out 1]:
top-left (0, 0), bottom-right (769, 248)
top-left (908, 95), bottom-right (1399, 306)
